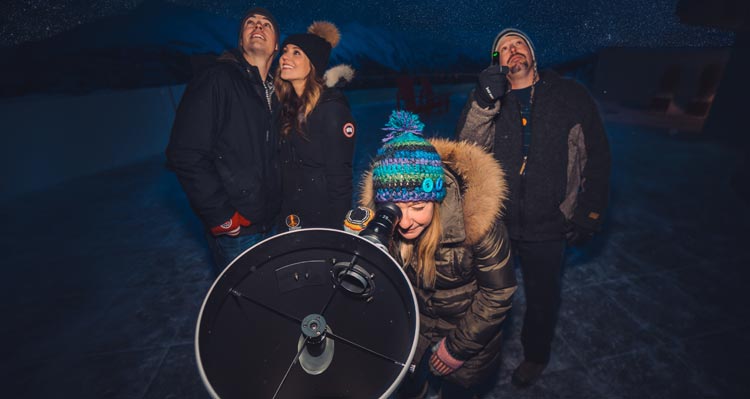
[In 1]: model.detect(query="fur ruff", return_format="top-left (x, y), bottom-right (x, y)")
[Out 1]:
top-left (323, 64), bottom-right (355, 88)
top-left (359, 139), bottom-right (507, 245)
top-left (308, 21), bottom-right (340, 48)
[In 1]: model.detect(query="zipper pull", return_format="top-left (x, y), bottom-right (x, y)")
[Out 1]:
top-left (519, 156), bottom-right (527, 176)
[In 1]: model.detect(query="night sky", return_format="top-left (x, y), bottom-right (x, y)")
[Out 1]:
top-left (1, 0), bottom-right (735, 65)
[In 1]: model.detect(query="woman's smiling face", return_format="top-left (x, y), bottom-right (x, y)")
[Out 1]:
top-left (395, 201), bottom-right (435, 240)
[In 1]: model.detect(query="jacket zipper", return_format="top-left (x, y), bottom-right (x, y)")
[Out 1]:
top-left (517, 85), bottom-right (534, 241)
top-left (518, 156), bottom-right (527, 241)
top-left (242, 66), bottom-right (274, 144)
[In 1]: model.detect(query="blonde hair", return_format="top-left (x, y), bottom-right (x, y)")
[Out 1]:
top-left (397, 203), bottom-right (443, 288)
top-left (275, 62), bottom-right (324, 137)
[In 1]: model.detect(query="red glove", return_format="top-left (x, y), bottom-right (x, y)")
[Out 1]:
top-left (210, 211), bottom-right (251, 237)
top-left (429, 338), bottom-right (465, 376)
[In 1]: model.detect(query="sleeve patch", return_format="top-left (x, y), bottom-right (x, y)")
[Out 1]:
top-left (342, 122), bottom-right (355, 138)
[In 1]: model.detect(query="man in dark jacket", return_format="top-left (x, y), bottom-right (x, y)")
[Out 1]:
top-left (456, 28), bottom-right (611, 387)
top-left (166, 8), bottom-right (281, 271)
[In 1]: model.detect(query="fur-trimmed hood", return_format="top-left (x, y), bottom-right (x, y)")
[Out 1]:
top-left (323, 64), bottom-right (355, 88)
top-left (359, 138), bottom-right (507, 245)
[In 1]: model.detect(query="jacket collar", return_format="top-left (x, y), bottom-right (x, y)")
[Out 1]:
top-left (534, 69), bottom-right (559, 94)
top-left (218, 49), bottom-right (274, 84)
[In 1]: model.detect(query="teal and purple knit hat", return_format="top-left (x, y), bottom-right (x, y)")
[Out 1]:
top-left (372, 110), bottom-right (446, 203)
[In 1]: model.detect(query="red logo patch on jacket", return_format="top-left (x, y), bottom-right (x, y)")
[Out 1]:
top-left (342, 122), bottom-right (355, 138)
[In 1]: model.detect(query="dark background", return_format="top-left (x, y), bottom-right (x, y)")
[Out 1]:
top-left (1, 1), bottom-right (749, 398)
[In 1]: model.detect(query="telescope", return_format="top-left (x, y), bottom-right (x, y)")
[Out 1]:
top-left (195, 203), bottom-right (418, 398)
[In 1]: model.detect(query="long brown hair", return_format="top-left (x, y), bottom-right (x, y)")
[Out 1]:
top-left (397, 203), bottom-right (443, 288)
top-left (274, 62), bottom-right (324, 137)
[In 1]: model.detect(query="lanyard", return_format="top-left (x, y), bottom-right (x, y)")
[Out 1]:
top-left (512, 85), bottom-right (534, 175)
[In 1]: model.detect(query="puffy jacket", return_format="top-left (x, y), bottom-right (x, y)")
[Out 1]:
top-left (166, 49), bottom-right (281, 234)
top-left (456, 70), bottom-right (611, 240)
top-left (360, 139), bottom-right (517, 387)
top-left (279, 66), bottom-right (356, 229)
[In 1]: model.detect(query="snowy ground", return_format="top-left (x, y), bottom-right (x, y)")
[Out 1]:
top-left (1, 86), bottom-right (749, 398)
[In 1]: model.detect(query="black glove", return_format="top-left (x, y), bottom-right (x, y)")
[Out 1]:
top-left (565, 220), bottom-right (595, 247)
top-left (474, 65), bottom-right (508, 108)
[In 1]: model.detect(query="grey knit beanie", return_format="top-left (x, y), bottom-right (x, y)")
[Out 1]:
top-left (491, 28), bottom-right (537, 68)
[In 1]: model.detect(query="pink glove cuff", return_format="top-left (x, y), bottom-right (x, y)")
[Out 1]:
top-left (434, 338), bottom-right (464, 370)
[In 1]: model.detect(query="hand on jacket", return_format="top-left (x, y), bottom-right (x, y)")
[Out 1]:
top-left (210, 211), bottom-right (251, 237)
top-left (429, 338), bottom-right (465, 376)
top-left (475, 65), bottom-right (509, 108)
top-left (565, 220), bottom-right (595, 247)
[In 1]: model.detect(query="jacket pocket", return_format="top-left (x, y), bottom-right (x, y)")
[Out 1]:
top-left (213, 155), bottom-right (239, 197)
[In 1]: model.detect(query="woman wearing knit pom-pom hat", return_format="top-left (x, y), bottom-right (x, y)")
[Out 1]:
top-left (275, 21), bottom-right (357, 230)
top-left (359, 110), bottom-right (517, 398)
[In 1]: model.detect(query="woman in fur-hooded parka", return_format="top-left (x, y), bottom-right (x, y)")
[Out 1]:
top-left (360, 138), bottom-right (517, 388)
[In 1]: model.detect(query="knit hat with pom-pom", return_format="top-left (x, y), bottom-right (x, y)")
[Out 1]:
top-left (371, 110), bottom-right (446, 203)
top-left (282, 21), bottom-right (340, 77)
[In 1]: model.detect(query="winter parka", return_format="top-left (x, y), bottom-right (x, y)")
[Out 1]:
top-left (166, 49), bottom-right (281, 234)
top-left (279, 65), bottom-right (356, 229)
top-left (360, 139), bottom-right (517, 387)
top-left (456, 69), bottom-right (611, 241)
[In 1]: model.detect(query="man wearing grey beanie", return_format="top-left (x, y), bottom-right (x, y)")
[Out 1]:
top-left (166, 7), bottom-right (282, 272)
top-left (456, 28), bottom-right (612, 388)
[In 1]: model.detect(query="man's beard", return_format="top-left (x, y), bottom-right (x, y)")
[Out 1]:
top-left (509, 60), bottom-right (530, 74)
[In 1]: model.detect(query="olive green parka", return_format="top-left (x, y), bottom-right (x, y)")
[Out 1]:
top-left (360, 138), bottom-right (517, 387)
